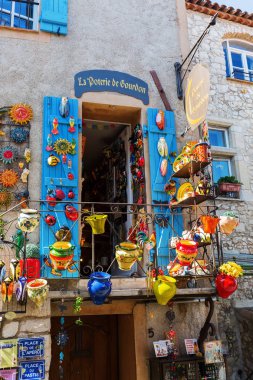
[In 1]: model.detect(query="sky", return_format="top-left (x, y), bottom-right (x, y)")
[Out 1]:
top-left (220, 0), bottom-right (253, 12)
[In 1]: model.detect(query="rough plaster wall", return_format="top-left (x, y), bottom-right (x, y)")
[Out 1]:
top-left (187, 10), bottom-right (253, 255)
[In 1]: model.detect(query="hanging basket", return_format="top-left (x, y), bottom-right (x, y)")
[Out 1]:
top-left (219, 215), bottom-right (239, 235)
top-left (200, 215), bottom-right (220, 234)
top-left (85, 214), bottom-right (108, 234)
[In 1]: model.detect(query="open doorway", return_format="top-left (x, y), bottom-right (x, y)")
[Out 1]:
top-left (80, 102), bottom-right (143, 277)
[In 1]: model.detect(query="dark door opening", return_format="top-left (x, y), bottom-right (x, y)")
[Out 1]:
top-left (50, 314), bottom-right (136, 380)
top-left (80, 103), bottom-right (142, 278)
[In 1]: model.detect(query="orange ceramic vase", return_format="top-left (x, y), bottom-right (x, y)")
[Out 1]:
top-left (200, 215), bottom-right (220, 234)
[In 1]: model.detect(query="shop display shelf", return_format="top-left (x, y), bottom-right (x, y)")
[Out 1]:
top-left (170, 194), bottom-right (215, 208)
top-left (171, 160), bottom-right (210, 178)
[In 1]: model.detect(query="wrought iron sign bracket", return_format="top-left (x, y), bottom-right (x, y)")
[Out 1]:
top-left (174, 13), bottom-right (218, 100)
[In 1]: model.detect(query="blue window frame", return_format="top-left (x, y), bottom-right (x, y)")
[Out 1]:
top-left (0, 0), bottom-right (38, 30)
top-left (223, 40), bottom-right (253, 82)
top-left (213, 159), bottom-right (231, 183)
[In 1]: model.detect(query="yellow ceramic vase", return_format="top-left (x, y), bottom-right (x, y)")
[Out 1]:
top-left (153, 275), bottom-right (177, 305)
top-left (85, 214), bottom-right (108, 234)
top-left (115, 242), bottom-right (140, 271)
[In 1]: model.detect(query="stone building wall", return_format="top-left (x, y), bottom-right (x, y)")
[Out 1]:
top-left (186, 10), bottom-right (253, 255)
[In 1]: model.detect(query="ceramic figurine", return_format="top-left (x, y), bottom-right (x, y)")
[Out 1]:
top-left (16, 276), bottom-right (27, 305)
top-left (21, 168), bottom-right (30, 183)
top-left (27, 278), bottom-right (49, 307)
top-left (10, 259), bottom-right (20, 282)
top-left (18, 209), bottom-right (40, 233)
top-left (68, 116), bottom-right (76, 133)
top-left (115, 242), bottom-right (140, 271)
top-left (46, 194), bottom-right (57, 207)
top-left (0, 260), bottom-right (6, 283)
top-left (67, 159), bottom-right (72, 169)
top-left (48, 154), bottom-right (60, 166)
top-left (68, 172), bottom-right (74, 180)
top-left (54, 138), bottom-right (71, 155)
top-left (59, 97), bottom-right (70, 118)
top-left (69, 138), bottom-right (77, 155)
top-left (12, 229), bottom-right (25, 258)
top-left (68, 190), bottom-right (75, 199)
top-left (157, 137), bottom-right (168, 157)
top-left (156, 110), bottom-right (165, 130)
top-left (51, 118), bottom-right (59, 135)
top-left (18, 161), bottom-right (24, 171)
top-left (46, 134), bottom-right (53, 151)
top-left (55, 226), bottom-right (72, 242)
top-left (9, 103), bottom-right (33, 124)
top-left (55, 189), bottom-right (65, 200)
top-left (65, 204), bottom-right (78, 221)
top-left (164, 180), bottom-right (176, 196)
top-left (45, 214), bottom-right (56, 226)
top-left (0, 145), bottom-right (17, 164)
top-left (10, 127), bottom-right (29, 144)
top-left (62, 154), bottom-right (67, 164)
top-left (153, 276), bottom-right (176, 305)
top-left (1, 276), bottom-right (14, 303)
top-left (24, 148), bottom-right (31, 163)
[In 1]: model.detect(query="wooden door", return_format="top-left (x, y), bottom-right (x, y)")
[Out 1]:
top-left (50, 315), bottom-right (118, 380)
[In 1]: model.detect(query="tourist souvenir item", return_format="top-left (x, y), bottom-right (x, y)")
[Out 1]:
top-left (176, 182), bottom-right (194, 202)
top-left (215, 262), bottom-right (243, 299)
top-left (46, 241), bottom-right (76, 276)
top-left (45, 214), bottom-right (56, 226)
top-left (115, 242), bottom-right (140, 271)
top-left (1, 277), bottom-right (14, 303)
top-left (68, 190), bottom-right (75, 199)
top-left (20, 168), bottom-right (30, 183)
top-left (0, 260), bottom-right (6, 283)
top-left (18, 209), bottom-right (40, 233)
top-left (88, 272), bottom-right (112, 305)
top-left (46, 134), bottom-right (53, 151)
top-left (85, 214), bottom-right (107, 234)
top-left (157, 137), bottom-right (168, 157)
top-left (219, 211), bottom-right (239, 235)
top-left (62, 154), bottom-right (67, 164)
top-left (160, 159), bottom-right (168, 176)
top-left (192, 142), bottom-right (209, 162)
top-left (15, 276), bottom-right (27, 305)
top-left (164, 180), bottom-right (176, 196)
top-left (51, 117), bottom-right (59, 135)
top-left (156, 110), bottom-right (165, 130)
top-left (48, 154), bottom-right (60, 166)
top-left (19, 243), bottom-right (40, 282)
top-left (69, 138), bottom-right (77, 155)
top-left (27, 278), bottom-right (49, 307)
top-left (0, 145), bottom-right (17, 164)
top-left (65, 204), bottom-right (78, 221)
top-left (0, 189), bottom-right (11, 207)
top-left (46, 194), bottom-right (57, 207)
top-left (24, 148), bottom-right (31, 163)
top-left (0, 169), bottom-right (19, 187)
top-left (59, 97), bottom-right (70, 118)
top-left (10, 259), bottom-right (20, 282)
top-left (55, 189), bottom-right (65, 200)
top-left (9, 103), bottom-right (33, 124)
top-left (176, 240), bottom-right (198, 266)
top-left (68, 116), bottom-right (76, 133)
top-left (67, 159), bottom-right (72, 169)
top-left (68, 172), bottom-right (74, 180)
top-left (172, 153), bottom-right (191, 173)
top-left (10, 127), bottom-right (29, 143)
top-left (55, 226), bottom-right (72, 242)
top-left (200, 215), bottom-right (220, 234)
top-left (54, 139), bottom-right (71, 155)
top-left (153, 275), bottom-right (176, 305)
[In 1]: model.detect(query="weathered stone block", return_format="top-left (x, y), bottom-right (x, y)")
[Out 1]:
top-left (19, 318), bottom-right (50, 333)
top-left (2, 321), bottom-right (19, 338)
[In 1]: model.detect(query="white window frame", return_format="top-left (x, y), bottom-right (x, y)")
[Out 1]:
top-left (0, 1), bottom-right (39, 30)
top-left (208, 126), bottom-right (229, 148)
top-left (224, 40), bottom-right (253, 81)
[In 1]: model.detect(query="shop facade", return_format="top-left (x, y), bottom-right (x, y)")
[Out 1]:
top-left (0, 0), bottom-right (252, 379)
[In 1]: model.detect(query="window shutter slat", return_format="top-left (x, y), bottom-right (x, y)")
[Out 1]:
top-left (40, 0), bottom-right (68, 35)
top-left (223, 47), bottom-right (230, 77)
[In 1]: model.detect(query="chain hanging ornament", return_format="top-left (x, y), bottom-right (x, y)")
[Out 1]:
top-left (9, 103), bottom-right (33, 124)
top-left (0, 169), bottom-right (19, 187)
top-left (0, 145), bottom-right (17, 164)
top-left (165, 304), bottom-right (178, 357)
top-left (54, 139), bottom-right (71, 156)
top-left (10, 127), bottom-right (29, 144)
top-left (56, 300), bottom-right (68, 380)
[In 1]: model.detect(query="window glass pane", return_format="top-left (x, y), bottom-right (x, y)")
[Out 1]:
top-left (209, 129), bottom-right (227, 147)
top-left (231, 52), bottom-right (243, 68)
top-left (229, 41), bottom-right (253, 52)
top-left (0, 1), bottom-right (11, 11)
top-left (14, 16), bottom-right (33, 29)
top-left (247, 56), bottom-right (253, 71)
top-left (213, 160), bottom-right (230, 183)
top-left (0, 11), bottom-right (10, 26)
top-left (15, 3), bottom-right (33, 18)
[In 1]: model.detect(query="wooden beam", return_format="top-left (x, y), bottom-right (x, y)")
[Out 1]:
top-left (150, 70), bottom-right (172, 111)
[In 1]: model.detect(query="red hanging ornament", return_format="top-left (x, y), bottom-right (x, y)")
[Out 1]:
top-left (45, 214), bottom-right (56, 226)
top-left (65, 204), bottom-right (78, 221)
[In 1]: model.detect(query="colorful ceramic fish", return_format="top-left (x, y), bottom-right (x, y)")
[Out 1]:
top-left (59, 97), bottom-right (70, 118)
top-left (156, 110), bottom-right (165, 130)
top-left (1, 276), bottom-right (14, 303)
top-left (157, 137), bottom-right (168, 157)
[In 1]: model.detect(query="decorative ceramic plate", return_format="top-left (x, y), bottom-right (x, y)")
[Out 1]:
top-left (9, 103), bottom-right (33, 124)
top-left (177, 182), bottom-right (194, 202)
top-left (173, 154), bottom-right (191, 173)
top-left (0, 169), bottom-right (19, 187)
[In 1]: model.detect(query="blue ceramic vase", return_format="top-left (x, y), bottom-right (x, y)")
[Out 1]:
top-left (88, 272), bottom-right (112, 305)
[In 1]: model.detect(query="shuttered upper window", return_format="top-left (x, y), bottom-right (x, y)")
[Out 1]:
top-left (223, 40), bottom-right (253, 82)
top-left (0, 0), bottom-right (39, 30)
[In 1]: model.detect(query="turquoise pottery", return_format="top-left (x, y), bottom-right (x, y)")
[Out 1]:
top-left (88, 272), bottom-right (112, 305)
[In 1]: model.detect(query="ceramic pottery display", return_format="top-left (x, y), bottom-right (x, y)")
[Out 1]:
top-left (157, 137), bottom-right (168, 157)
top-left (65, 204), bottom-right (78, 221)
top-left (0, 145), bottom-right (17, 164)
top-left (0, 169), bottom-right (19, 187)
top-left (153, 275), bottom-right (176, 305)
top-left (18, 209), bottom-right (40, 233)
top-left (10, 127), bottom-right (29, 143)
top-left (160, 159), bottom-right (168, 176)
top-left (15, 276), bottom-right (27, 305)
top-left (9, 103), bottom-right (33, 124)
top-left (19, 258), bottom-right (40, 282)
top-left (115, 242), bottom-right (140, 271)
top-left (88, 272), bottom-right (112, 305)
top-left (219, 214), bottom-right (239, 235)
top-left (85, 214), bottom-right (108, 234)
top-left (192, 142), bottom-right (209, 162)
top-left (48, 241), bottom-right (76, 275)
top-left (176, 240), bottom-right (198, 266)
top-left (215, 274), bottom-right (238, 299)
top-left (27, 278), bottom-right (49, 308)
top-left (156, 110), bottom-right (165, 130)
top-left (1, 277), bottom-right (14, 303)
top-left (200, 215), bottom-right (220, 234)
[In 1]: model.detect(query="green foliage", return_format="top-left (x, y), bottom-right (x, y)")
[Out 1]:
top-left (217, 176), bottom-right (242, 185)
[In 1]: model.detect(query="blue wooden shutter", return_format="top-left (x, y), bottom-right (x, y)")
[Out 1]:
top-left (40, 96), bottom-right (80, 279)
top-left (40, 0), bottom-right (68, 35)
top-left (223, 47), bottom-right (230, 78)
top-left (146, 108), bottom-right (182, 270)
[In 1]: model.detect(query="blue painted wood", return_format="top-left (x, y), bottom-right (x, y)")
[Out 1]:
top-left (40, 0), bottom-right (68, 35)
top-left (147, 108), bottom-right (182, 271)
top-left (223, 47), bottom-right (230, 77)
top-left (40, 96), bottom-right (80, 279)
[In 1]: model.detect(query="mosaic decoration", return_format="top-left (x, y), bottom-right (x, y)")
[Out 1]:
top-left (9, 103), bottom-right (33, 124)
top-left (0, 169), bottom-right (19, 187)
top-left (10, 127), bottom-right (29, 143)
top-left (54, 139), bottom-right (71, 155)
top-left (0, 145), bottom-right (17, 164)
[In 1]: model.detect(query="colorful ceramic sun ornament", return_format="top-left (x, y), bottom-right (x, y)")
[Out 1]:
top-left (10, 127), bottom-right (29, 144)
top-left (0, 145), bottom-right (17, 164)
top-left (9, 104), bottom-right (33, 124)
top-left (0, 189), bottom-right (11, 206)
top-left (54, 139), bottom-right (71, 155)
top-left (0, 169), bottom-right (19, 187)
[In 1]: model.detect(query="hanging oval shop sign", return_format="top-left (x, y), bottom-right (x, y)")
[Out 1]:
top-left (74, 70), bottom-right (149, 105)
top-left (185, 64), bottom-right (210, 130)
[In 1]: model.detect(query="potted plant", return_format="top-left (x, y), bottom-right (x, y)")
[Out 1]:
top-left (217, 176), bottom-right (242, 193)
